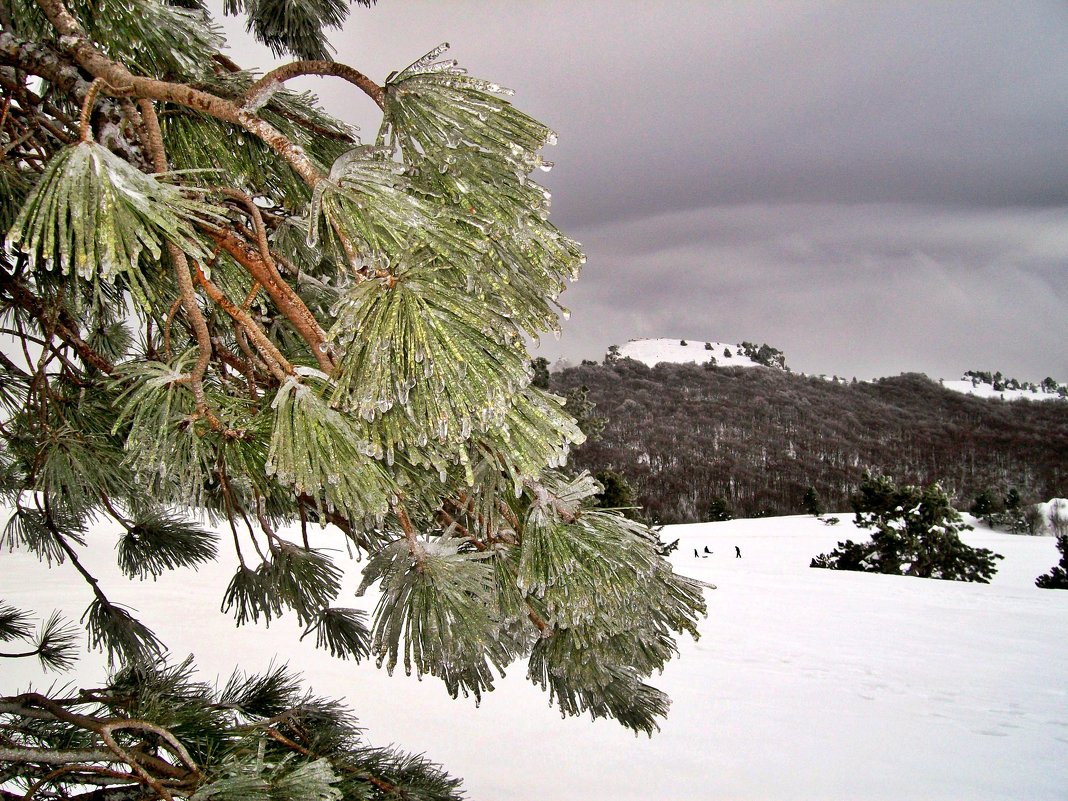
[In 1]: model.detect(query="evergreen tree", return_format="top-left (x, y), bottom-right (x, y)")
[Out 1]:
top-left (802, 486), bottom-right (824, 517)
top-left (0, 656), bottom-right (465, 799)
top-left (810, 474), bottom-right (1003, 582)
top-left (991, 487), bottom-right (1030, 533)
top-left (706, 497), bottom-right (734, 522)
top-left (0, 2), bottom-right (707, 796)
top-left (970, 488), bottom-right (1001, 525)
top-left (1035, 536), bottom-right (1068, 589)
top-left (593, 468), bottom-right (638, 517)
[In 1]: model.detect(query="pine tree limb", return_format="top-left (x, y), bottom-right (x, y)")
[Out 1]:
top-left (242, 60), bottom-right (384, 110)
top-left (202, 226), bottom-right (333, 373)
top-left (0, 273), bottom-right (115, 374)
top-left (192, 262), bottom-right (292, 381)
top-left (132, 95), bottom-right (226, 431)
top-left (32, 0), bottom-right (326, 189)
top-left (436, 508), bottom-right (487, 551)
top-left (393, 501), bottom-right (424, 566)
top-left (0, 747), bottom-right (118, 765)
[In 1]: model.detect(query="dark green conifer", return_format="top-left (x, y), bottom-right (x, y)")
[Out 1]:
top-left (1035, 536), bottom-right (1068, 589)
top-left (810, 475), bottom-right (1002, 582)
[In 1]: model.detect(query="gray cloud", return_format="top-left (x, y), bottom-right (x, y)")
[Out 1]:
top-left (549, 203), bottom-right (1068, 379)
top-left (214, 0), bottom-right (1068, 381)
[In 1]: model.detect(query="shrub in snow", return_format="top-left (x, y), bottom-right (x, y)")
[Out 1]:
top-left (1035, 536), bottom-right (1068, 589)
top-left (810, 474), bottom-right (1003, 582)
top-left (706, 497), bottom-right (734, 522)
top-left (970, 488), bottom-right (1002, 524)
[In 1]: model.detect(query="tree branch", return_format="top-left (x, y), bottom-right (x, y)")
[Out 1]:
top-left (436, 507), bottom-right (486, 551)
top-left (393, 501), bottom-right (425, 567)
top-left (0, 746), bottom-right (118, 765)
top-left (242, 60), bottom-right (384, 111)
top-left (30, 0), bottom-right (326, 189)
top-left (192, 262), bottom-right (292, 381)
top-left (202, 225), bottom-right (333, 374)
top-left (0, 272), bottom-right (115, 374)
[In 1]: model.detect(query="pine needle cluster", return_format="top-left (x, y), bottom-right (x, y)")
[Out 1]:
top-left (0, 659), bottom-right (463, 801)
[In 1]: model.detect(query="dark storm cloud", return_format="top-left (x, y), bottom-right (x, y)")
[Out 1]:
top-left (276, 1), bottom-right (1068, 224)
top-left (215, 1), bottom-right (1068, 380)
top-left (531, 1), bottom-right (1068, 226)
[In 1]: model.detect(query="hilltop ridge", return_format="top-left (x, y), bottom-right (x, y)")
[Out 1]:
top-left (610, 338), bottom-right (788, 370)
top-left (606, 338), bottom-right (1065, 401)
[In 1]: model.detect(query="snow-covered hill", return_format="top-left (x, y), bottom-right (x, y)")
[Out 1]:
top-left (612, 338), bottom-right (784, 369)
top-left (5, 514), bottom-right (1066, 800)
top-left (942, 377), bottom-right (1067, 402)
top-left (609, 337), bottom-right (1066, 402)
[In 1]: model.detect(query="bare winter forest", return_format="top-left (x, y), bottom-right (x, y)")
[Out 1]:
top-left (553, 360), bottom-right (1068, 522)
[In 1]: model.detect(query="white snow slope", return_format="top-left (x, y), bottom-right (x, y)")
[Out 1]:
top-left (4, 514), bottom-right (1067, 801)
top-left (940, 379), bottom-right (1066, 402)
top-left (615, 338), bottom-right (766, 369)
top-left (614, 337), bottom-right (1067, 402)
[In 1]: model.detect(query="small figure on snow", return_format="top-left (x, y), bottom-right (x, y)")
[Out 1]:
top-left (735, 545), bottom-right (742, 558)
top-left (694, 548), bottom-right (700, 558)
top-left (703, 546), bottom-right (712, 555)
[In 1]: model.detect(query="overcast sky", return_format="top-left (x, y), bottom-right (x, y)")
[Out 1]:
top-left (220, 1), bottom-right (1068, 381)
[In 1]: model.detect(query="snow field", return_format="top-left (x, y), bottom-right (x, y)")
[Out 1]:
top-left (2, 513), bottom-right (1066, 800)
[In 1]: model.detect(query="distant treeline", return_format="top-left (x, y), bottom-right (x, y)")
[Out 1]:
top-left (551, 360), bottom-right (1068, 524)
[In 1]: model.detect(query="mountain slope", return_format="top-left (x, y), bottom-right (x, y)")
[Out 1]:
top-left (611, 338), bottom-right (1067, 401)
top-left (612, 338), bottom-right (788, 370)
top-left (553, 361), bottom-right (1068, 522)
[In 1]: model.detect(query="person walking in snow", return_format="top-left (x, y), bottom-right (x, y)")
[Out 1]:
top-left (735, 545), bottom-right (742, 558)
top-left (694, 548), bottom-right (700, 558)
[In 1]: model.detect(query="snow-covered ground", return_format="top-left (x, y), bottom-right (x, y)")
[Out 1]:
top-left (615, 338), bottom-right (766, 369)
top-left (4, 514), bottom-right (1067, 800)
top-left (941, 378), bottom-right (1065, 402)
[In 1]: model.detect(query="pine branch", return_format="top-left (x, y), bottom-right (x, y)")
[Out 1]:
top-left (243, 61), bottom-right (383, 111)
top-left (202, 226), bottom-right (332, 373)
top-left (0, 610), bottom-right (80, 671)
top-left (0, 746), bottom-right (119, 765)
top-left (192, 262), bottom-right (292, 381)
top-left (0, 602), bottom-right (34, 641)
top-left (32, 0), bottom-right (326, 188)
top-left (0, 272), bottom-right (115, 374)
top-left (300, 607), bottom-right (371, 661)
top-left (135, 96), bottom-right (220, 430)
top-left (115, 512), bottom-right (218, 580)
top-left (234, 0), bottom-right (350, 61)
